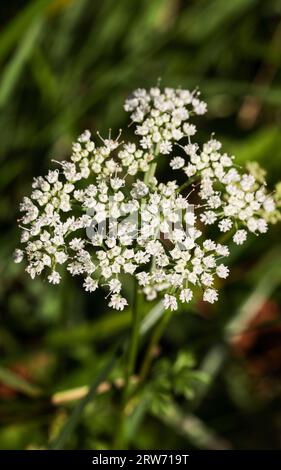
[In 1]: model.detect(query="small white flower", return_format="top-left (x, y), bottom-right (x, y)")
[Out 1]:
top-left (55, 251), bottom-right (68, 264)
top-left (136, 272), bottom-right (150, 286)
top-left (78, 129), bottom-right (91, 143)
top-left (131, 180), bottom-right (148, 199)
top-left (247, 217), bottom-right (258, 233)
top-left (216, 244), bottom-right (229, 257)
top-left (170, 157), bottom-right (185, 170)
top-left (184, 164), bottom-right (196, 177)
top-left (216, 264), bottom-right (229, 279)
top-left (159, 141), bottom-right (173, 155)
top-left (201, 273), bottom-right (214, 287)
top-left (46, 170), bottom-right (59, 184)
top-left (183, 123), bottom-right (196, 136)
top-left (200, 211), bottom-right (217, 225)
top-left (140, 135), bottom-right (152, 149)
top-left (203, 288), bottom-right (218, 304)
top-left (48, 271), bottom-right (61, 285)
top-left (109, 278), bottom-right (122, 293)
top-left (110, 177), bottom-right (124, 191)
top-left (180, 288), bottom-right (193, 303)
top-left (263, 197), bottom-right (275, 213)
top-left (233, 230), bottom-right (247, 245)
top-left (69, 238), bottom-right (85, 251)
top-left (203, 255), bottom-right (216, 269)
top-left (218, 218), bottom-right (232, 232)
top-left (203, 240), bottom-right (216, 251)
top-left (83, 276), bottom-right (98, 292)
top-left (257, 218), bottom-right (268, 233)
top-left (163, 294), bottom-right (178, 311)
top-left (109, 294), bottom-right (128, 311)
top-left (192, 98), bottom-right (207, 115)
top-left (13, 249), bottom-right (23, 264)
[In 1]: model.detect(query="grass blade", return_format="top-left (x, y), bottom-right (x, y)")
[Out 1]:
top-left (0, 20), bottom-right (44, 107)
top-left (49, 345), bottom-right (121, 449)
top-left (0, 366), bottom-right (41, 397)
top-left (0, 0), bottom-right (50, 63)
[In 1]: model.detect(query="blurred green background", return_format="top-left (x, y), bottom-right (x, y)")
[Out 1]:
top-left (1, 0), bottom-right (281, 450)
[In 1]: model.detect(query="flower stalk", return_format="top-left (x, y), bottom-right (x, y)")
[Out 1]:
top-left (139, 308), bottom-right (172, 383)
top-left (124, 280), bottom-right (142, 396)
top-left (115, 279), bottom-right (142, 448)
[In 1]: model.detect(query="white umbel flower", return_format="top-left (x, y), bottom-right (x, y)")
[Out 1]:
top-left (14, 85), bottom-right (279, 311)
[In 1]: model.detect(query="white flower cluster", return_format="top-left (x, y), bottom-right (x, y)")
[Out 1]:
top-left (14, 86), bottom-right (278, 311)
top-left (180, 138), bottom-right (275, 244)
top-left (124, 87), bottom-right (206, 155)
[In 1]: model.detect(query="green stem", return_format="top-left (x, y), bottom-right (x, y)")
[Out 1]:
top-left (217, 228), bottom-right (235, 245)
top-left (144, 161), bottom-right (157, 185)
top-left (144, 143), bottom-right (159, 185)
top-left (125, 281), bottom-right (141, 392)
top-left (177, 176), bottom-right (198, 193)
top-left (114, 280), bottom-right (141, 449)
top-left (139, 308), bottom-right (172, 383)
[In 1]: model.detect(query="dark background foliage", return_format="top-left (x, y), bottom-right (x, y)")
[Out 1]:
top-left (0, 0), bottom-right (281, 449)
